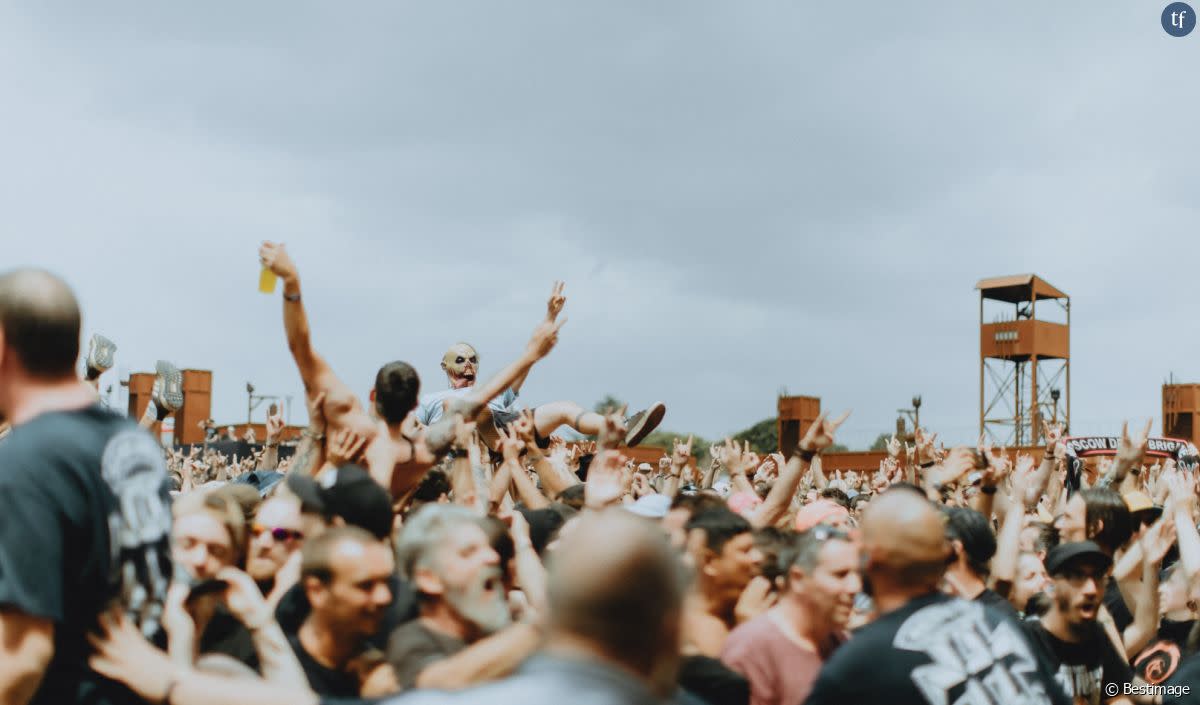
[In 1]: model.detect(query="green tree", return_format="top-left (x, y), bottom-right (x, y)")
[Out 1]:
top-left (593, 395), bottom-right (625, 415)
top-left (732, 418), bottom-right (779, 455)
top-left (869, 433), bottom-right (891, 452)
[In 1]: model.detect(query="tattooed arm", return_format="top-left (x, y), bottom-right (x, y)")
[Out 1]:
top-left (287, 393), bottom-right (326, 477)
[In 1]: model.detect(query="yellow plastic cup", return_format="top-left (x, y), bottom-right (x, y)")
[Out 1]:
top-left (258, 267), bottom-right (278, 294)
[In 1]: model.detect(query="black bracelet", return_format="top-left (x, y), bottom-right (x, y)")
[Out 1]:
top-left (920, 460), bottom-right (937, 469)
top-left (980, 485), bottom-right (998, 495)
top-left (797, 448), bottom-right (817, 462)
top-left (284, 292), bottom-right (301, 302)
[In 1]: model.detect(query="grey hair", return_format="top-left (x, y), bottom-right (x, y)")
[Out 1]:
top-left (395, 504), bottom-right (485, 579)
top-left (781, 528), bottom-right (851, 579)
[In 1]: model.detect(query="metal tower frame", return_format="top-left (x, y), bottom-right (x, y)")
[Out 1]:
top-left (978, 275), bottom-right (1070, 447)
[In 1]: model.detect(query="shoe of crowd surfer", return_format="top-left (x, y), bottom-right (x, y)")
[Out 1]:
top-left (0, 259), bottom-right (1198, 705)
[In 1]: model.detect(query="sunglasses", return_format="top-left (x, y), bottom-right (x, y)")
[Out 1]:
top-left (251, 524), bottom-right (304, 542)
top-left (810, 525), bottom-right (852, 542)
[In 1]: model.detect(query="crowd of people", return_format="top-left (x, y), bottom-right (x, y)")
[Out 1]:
top-left (0, 250), bottom-right (1198, 705)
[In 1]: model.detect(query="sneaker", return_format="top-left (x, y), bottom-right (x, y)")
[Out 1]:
top-left (624, 402), bottom-right (666, 448)
top-left (152, 361), bottom-right (183, 414)
top-left (86, 334), bottom-right (117, 378)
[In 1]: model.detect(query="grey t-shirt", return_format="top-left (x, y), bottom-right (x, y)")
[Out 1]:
top-left (416, 387), bottom-right (520, 426)
top-left (387, 619), bottom-right (467, 689)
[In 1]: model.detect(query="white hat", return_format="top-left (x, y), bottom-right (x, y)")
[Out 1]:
top-left (625, 494), bottom-right (671, 519)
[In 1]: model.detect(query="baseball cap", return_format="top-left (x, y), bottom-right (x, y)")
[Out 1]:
top-left (1043, 540), bottom-right (1112, 576)
top-left (287, 464), bottom-right (394, 540)
top-left (795, 499), bottom-right (850, 532)
top-left (1122, 491), bottom-right (1163, 523)
top-left (727, 491), bottom-right (763, 517)
top-left (626, 494), bottom-right (671, 519)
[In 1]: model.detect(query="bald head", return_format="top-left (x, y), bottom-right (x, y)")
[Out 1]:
top-left (0, 269), bottom-right (81, 379)
top-left (861, 489), bottom-right (951, 589)
top-left (546, 510), bottom-right (686, 682)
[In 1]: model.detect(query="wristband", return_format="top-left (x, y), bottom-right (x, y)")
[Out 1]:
top-left (980, 485), bottom-right (998, 495)
top-left (797, 448), bottom-right (817, 462)
top-left (920, 460), bottom-right (937, 469)
top-left (284, 292), bottom-right (301, 303)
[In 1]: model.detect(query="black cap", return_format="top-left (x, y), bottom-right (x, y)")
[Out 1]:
top-left (287, 465), bottom-right (393, 540)
top-left (1044, 540), bottom-right (1112, 576)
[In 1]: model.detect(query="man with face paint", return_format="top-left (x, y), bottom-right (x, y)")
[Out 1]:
top-left (416, 282), bottom-right (667, 449)
top-left (259, 242), bottom-right (564, 500)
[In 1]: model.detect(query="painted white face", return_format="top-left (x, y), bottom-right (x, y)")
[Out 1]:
top-left (441, 344), bottom-right (478, 389)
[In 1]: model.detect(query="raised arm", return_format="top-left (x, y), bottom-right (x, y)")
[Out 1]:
top-left (1098, 420), bottom-right (1152, 489)
top-left (752, 411), bottom-right (849, 529)
top-left (1124, 520), bottom-right (1173, 657)
top-left (511, 281), bottom-right (565, 395)
top-left (426, 314), bottom-right (565, 456)
top-left (258, 243), bottom-right (336, 393)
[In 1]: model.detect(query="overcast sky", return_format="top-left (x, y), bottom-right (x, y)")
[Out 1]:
top-left (3, 2), bottom-right (1198, 448)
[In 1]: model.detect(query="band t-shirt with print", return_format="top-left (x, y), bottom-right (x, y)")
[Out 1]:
top-left (1020, 619), bottom-right (1133, 705)
top-left (0, 405), bottom-right (173, 705)
top-left (805, 592), bottom-right (1070, 705)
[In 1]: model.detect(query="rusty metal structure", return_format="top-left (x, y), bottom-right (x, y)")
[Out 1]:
top-left (978, 275), bottom-right (1070, 447)
top-left (777, 395), bottom-right (821, 458)
top-left (1163, 383), bottom-right (1200, 449)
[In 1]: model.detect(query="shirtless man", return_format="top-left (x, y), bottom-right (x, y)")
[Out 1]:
top-left (258, 242), bottom-right (563, 499)
top-left (417, 283), bottom-right (666, 449)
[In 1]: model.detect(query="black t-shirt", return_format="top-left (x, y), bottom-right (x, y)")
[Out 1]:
top-left (1103, 580), bottom-right (1134, 633)
top-left (1164, 652), bottom-right (1200, 704)
top-left (386, 619), bottom-right (467, 689)
top-left (277, 573), bottom-right (417, 650)
top-left (288, 632), bottom-right (362, 697)
top-left (805, 592), bottom-right (1070, 705)
top-left (678, 655), bottom-right (750, 705)
top-left (199, 605), bottom-right (259, 671)
top-left (1021, 619), bottom-right (1133, 704)
top-left (0, 405), bottom-right (173, 705)
top-left (976, 587), bottom-right (1021, 621)
top-left (1132, 618), bottom-right (1196, 685)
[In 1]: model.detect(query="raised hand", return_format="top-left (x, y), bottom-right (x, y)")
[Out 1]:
top-left (258, 241), bottom-right (298, 282)
top-left (1042, 420), bottom-right (1065, 449)
top-left (597, 407), bottom-right (628, 451)
top-left (526, 317), bottom-right (566, 360)
top-left (1141, 519), bottom-right (1178, 566)
top-left (1116, 419), bottom-right (1154, 469)
top-left (734, 576), bottom-right (777, 625)
top-left (327, 427), bottom-right (369, 466)
top-left (266, 412), bottom-right (285, 443)
top-left (546, 281), bottom-right (567, 322)
top-left (670, 435), bottom-right (694, 475)
top-left (797, 410), bottom-right (852, 453)
top-left (216, 567), bottom-right (272, 629)
top-left (497, 426), bottom-right (524, 465)
top-left (511, 409), bottom-right (536, 445)
top-left (886, 434), bottom-right (902, 459)
top-left (585, 450), bottom-right (630, 509)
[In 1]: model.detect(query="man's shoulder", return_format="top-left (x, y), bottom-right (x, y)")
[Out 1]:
top-left (721, 611), bottom-right (779, 655)
top-left (0, 405), bottom-right (137, 483)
